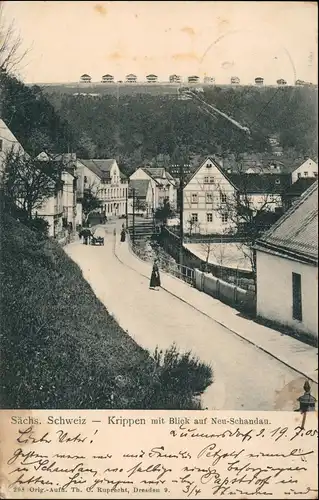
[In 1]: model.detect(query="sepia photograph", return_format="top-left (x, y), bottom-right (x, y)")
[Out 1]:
top-left (0, 0), bottom-right (317, 415)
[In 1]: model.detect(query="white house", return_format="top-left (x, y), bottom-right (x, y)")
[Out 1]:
top-left (127, 179), bottom-right (153, 216)
top-left (125, 74), bottom-right (137, 83)
top-left (231, 76), bottom-right (240, 84)
top-left (76, 158), bottom-right (128, 218)
top-left (146, 74), bottom-right (158, 83)
top-left (169, 74), bottom-right (181, 83)
top-left (188, 75), bottom-right (200, 84)
top-left (255, 182), bottom-right (318, 339)
top-left (130, 167), bottom-right (177, 212)
top-left (291, 158), bottom-right (318, 184)
top-left (0, 118), bottom-right (25, 172)
top-left (183, 157), bottom-right (290, 235)
top-left (204, 76), bottom-right (215, 84)
top-left (101, 74), bottom-right (114, 83)
top-left (36, 152), bottom-right (78, 237)
top-left (80, 74), bottom-right (92, 83)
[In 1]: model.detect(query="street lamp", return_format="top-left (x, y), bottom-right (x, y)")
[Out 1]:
top-left (296, 380), bottom-right (317, 429)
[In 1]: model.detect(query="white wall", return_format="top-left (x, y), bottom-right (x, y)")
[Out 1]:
top-left (256, 250), bottom-right (318, 338)
top-left (130, 169), bottom-right (157, 209)
top-left (183, 158), bottom-right (235, 234)
top-left (292, 159), bottom-right (318, 184)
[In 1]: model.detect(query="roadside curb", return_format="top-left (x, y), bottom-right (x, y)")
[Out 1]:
top-left (114, 238), bottom-right (318, 385)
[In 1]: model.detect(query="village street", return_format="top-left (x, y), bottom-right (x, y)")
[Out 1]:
top-left (65, 220), bottom-right (318, 411)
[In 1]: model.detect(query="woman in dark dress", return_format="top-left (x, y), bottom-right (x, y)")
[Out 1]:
top-left (120, 228), bottom-right (126, 242)
top-left (149, 259), bottom-right (161, 290)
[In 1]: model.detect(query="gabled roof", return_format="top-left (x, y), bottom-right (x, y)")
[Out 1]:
top-left (284, 177), bottom-right (317, 197)
top-left (102, 74), bottom-right (113, 78)
top-left (129, 179), bottom-right (151, 199)
top-left (78, 159), bottom-right (118, 180)
top-left (255, 182), bottom-right (318, 264)
top-left (146, 74), bottom-right (158, 78)
top-left (126, 74), bottom-right (137, 78)
top-left (80, 74), bottom-right (91, 78)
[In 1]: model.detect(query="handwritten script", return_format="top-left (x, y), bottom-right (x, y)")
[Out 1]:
top-left (0, 411), bottom-right (317, 498)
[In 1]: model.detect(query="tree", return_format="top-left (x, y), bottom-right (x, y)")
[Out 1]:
top-left (200, 232), bottom-right (227, 273)
top-left (154, 198), bottom-right (174, 226)
top-left (0, 4), bottom-right (29, 74)
top-left (1, 147), bottom-right (64, 221)
top-left (215, 167), bottom-right (283, 278)
top-left (81, 188), bottom-right (102, 224)
top-left (186, 215), bottom-right (200, 236)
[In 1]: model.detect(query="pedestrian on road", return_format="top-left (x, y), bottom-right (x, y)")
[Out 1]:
top-left (120, 227), bottom-right (126, 242)
top-left (149, 259), bottom-right (161, 290)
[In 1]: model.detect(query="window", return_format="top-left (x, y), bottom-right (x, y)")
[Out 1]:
top-left (204, 176), bottom-right (209, 184)
top-left (191, 193), bottom-right (198, 203)
top-left (84, 176), bottom-right (87, 183)
top-left (304, 171), bottom-right (308, 177)
top-left (220, 193), bottom-right (227, 203)
top-left (206, 213), bottom-right (213, 222)
top-left (297, 173), bottom-right (301, 179)
top-left (206, 193), bottom-right (213, 203)
top-left (206, 163), bottom-right (212, 168)
top-left (292, 272), bottom-right (302, 321)
top-left (314, 172), bottom-right (318, 178)
top-left (191, 213), bottom-right (198, 222)
top-left (275, 179), bottom-right (281, 185)
top-left (209, 176), bottom-right (215, 184)
top-left (221, 214), bottom-right (228, 223)
top-left (0, 139), bottom-right (3, 151)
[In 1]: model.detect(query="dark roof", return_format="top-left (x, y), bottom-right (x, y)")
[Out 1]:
top-left (284, 177), bottom-right (317, 197)
top-left (102, 74), bottom-right (113, 78)
top-left (79, 159), bottom-right (122, 180)
top-left (220, 154), bottom-right (317, 175)
top-left (255, 182), bottom-right (318, 264)
top-left (185, 156), bottom-right (291, 193)
top-left (129, 179), bottom-right (151, 199)
top-left (146, 74), bottom-right (158, 78)
top-left (228, 173), bottom-right (291, 194)
top-left (80, 74), bottom-right (91, 78)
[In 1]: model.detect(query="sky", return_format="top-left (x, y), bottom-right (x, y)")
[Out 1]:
top-left (2, 1), bottom-right (318, 85)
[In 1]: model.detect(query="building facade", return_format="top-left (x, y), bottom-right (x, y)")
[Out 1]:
top-left (291, 158), bottom-right (318, 184)
top-left (130, 167), bottom-right (177, 212)
top-left (101, 74), bottom-right (114, 83)
top-left (255, 182), bottom-right (318, 338)
top-left (188, 75), bottom-right (200, 84)
top-left (80, 74), bottom-right (92, 83)
top-left (183, 157), bottom-right (289, 235)
top-left (127, 179), bottom-right (153, 216)
top-left (169, 74), bottom-right (181, 83)
top-left (77, 158), bottom-right (128, 219)
top-left (146, 74), bottom-right (158, 83)
top-left (125, 74), bottom-right (137, 83)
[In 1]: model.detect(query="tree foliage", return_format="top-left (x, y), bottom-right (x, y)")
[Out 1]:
top-left (44, 86), bottom-right (318, 174)
top-left (1, 148), bottom-right (64, 220)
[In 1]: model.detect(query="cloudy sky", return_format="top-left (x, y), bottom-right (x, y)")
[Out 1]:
top-left (2, 1), bottom-right (318, 84)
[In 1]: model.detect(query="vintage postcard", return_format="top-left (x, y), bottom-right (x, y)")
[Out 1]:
top-left (0, 1), bottom-right (318, 498)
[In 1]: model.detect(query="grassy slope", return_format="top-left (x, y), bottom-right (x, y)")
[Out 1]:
top-left (0, 214), bottom-right (212, 409)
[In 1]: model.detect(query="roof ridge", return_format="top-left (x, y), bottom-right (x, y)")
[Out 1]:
top-left (259, 181), bottom-right (318, 241)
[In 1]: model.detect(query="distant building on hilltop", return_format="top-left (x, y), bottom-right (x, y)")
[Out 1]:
top-left (231, 76), bottom-right (240, 84)
top-left (101, 74), bottom-right (114, 83)
top-left (125, 74), bottom-right (137, 83)
top-left (277, 78), bottom-right (287, 86)
top-left (80, 74), bottom-right (92, 83)
top-left (188, 75), bottom-right (200, 84)
top-left (204, 76), bottom-right (215, 84)
top-left (255, 77), bottom-right (264, 85)
top-left (169, 74), bottom-right (181, 83)
top-left (146, 74), bottom-right (158, 83)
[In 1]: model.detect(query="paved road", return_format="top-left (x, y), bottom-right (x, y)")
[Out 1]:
top-left (66, 221), bottom-right (311, 411)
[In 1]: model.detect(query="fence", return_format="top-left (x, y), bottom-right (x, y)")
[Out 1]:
top-left (194, 269), bottom-right (256, 315)
top-left (158, 227), bottom-right (255, 290)
top-left (129, 235), bottom-right (195, 286)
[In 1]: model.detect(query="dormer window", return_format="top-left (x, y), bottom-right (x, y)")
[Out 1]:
top-left (275, 179), bottom-right (280, 185)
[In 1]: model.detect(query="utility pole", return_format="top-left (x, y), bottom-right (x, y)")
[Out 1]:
top-left (179, 162), bottom-right (184, 267)
top-left (125, 182), bottom-right (129, 229)
top-left (132, 187), bottom-right (136, 244)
